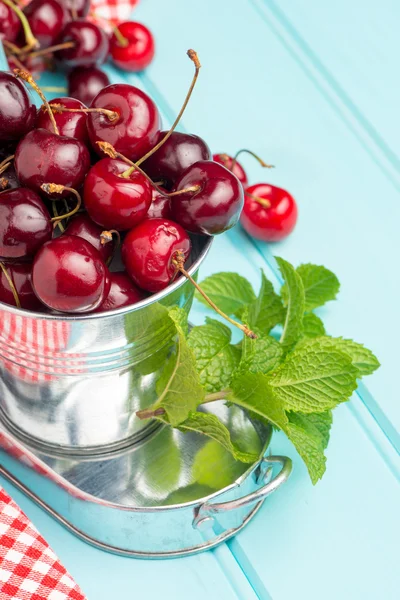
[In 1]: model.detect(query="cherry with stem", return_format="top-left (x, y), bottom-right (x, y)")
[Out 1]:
top-left (40, 184), bottom-right (82, 227)
top-left (1, 0), bottom-right (39, 52)
top-left (49, 102), bottom-right (119, 123)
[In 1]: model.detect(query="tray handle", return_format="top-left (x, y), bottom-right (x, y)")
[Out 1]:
top-left (193, 455), bottom-right (292, 529)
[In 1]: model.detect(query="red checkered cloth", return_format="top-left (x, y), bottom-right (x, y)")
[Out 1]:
top-left (0, 488), bottom-right (86, 600)
top-left (90, 0), bottom-right (139, 30)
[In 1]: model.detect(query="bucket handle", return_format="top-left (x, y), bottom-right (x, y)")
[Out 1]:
top-left (193, 455), bottom-right (292, 528)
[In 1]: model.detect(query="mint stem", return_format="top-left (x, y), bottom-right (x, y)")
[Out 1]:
top-left (136, 390), bottom-right (230, 420)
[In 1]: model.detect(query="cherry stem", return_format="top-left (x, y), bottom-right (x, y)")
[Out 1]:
top-left (0, 0), bottom-right (39, 52)
top-left (172, 250), bottom-right (257, 339)
top-left (112, 25), bottom-right (129, 48)
top-left (23, 41), bottom-right (76, 60)
top-left (134, 49), bottom-right (201, 169)
top-left (14, 69), bottom-right (60, 136)
top-left (0, 262), bottom-right (21, 309)
top-left (100, 229), bottom-right (121, 266)
top-left (41, 86), bottom-right (68, 93)
top-left (51, 200), bottom-right (71, 232)
top-left (136, 390), bottom-right (229, 420)
top-left (0, 155), bottom-right (14, 176)
top-left (231, 149), bottom-right (274, 172)
top-left (0, 178), bottom-right (9, 190)
top-left (41, 185), bottom-right (82, 225)
top-left (167, 185), bottom-right (201, 197)
top-left (50, 103), bottom-right (119, 123)
top-left (245, 191), bottom-right (271, 209)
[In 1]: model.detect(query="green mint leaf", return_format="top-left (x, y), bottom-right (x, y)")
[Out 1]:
top-left (228, 372), bottom-right (288, 430)
top-left (246, 271), bottom-right (285, 333)
top-left (293, 263), bottom-right (340, 311)
top-left (195, 272), bottom-right (256, 318)
top-left (289, 410), bottom-right (332, 450)
top-left (187, 318), bottom-right (241, 393)
top-left (239, 329), bottom-right (284, 375)
top-left (285, 422), bottom-right (326, 484)
top-left (308, 336), bottom-right (380, 377)
top-left (302, 312), bottom-right (326, 339)
top-left (178, 411), bottom-right (258, 463)
top-left (276, 257), bottom-right (305, 348)
top-left (268, 338), bottom-right (358, 413)
top-left (168, 305), bottom-right (189, 336)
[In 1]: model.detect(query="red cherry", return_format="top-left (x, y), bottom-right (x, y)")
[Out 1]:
top-left (0, 72), bottom-right (37, 142)
top-left (24, 0), bottom-right (68, 48)
top-left (36, 97), bottom-right (89, 142)
top-left (56, 20), bottom-right (109, 68)
top-left (32, 235), bottom-right (111, 313)
top-left (68, 66), bottom-right (110, 106)
top-left (0, 188), bottom-right (52, 259)
top-left (110, 22), bottom-right (155, 72)
top-left (95, 271), bottom-right (146, 312)
top-left (241, 183), bottom-right (298, 242)
top-left (59, 0), bottom-right (90, 18)
top-left (0, 2), bottom-right (21, 43)
top-left (147, 187), bottom-right (172, 219)
top-left (87, 83), bottom-right (161, 161)
top-left (0, 262), bottom-right (44, 311)
top-left (84, 157), bottom-right (152, 230)
top-left (64, 213), bottom-right (113, 262)
top-left (213, 153), bottom-right (248, 186)
top-left (122, 218), bottom-right (191, 292)
top-left (171, 160), bottom-right (244, 235)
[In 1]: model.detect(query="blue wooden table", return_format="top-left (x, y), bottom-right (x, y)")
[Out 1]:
top-left (1, 1), bottom-right (400, 598)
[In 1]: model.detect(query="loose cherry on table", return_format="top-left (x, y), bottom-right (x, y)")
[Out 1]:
top-left (0, 262), bottom-right (43, 311)
top-left (67, 66), bottom-right (110, 106)
top-left (65, 213), bottom-right (114, 263)
top-left (241, 183), bottom-right (298, 242)
top-left (36, 96), bottom-right (89, 142)
top-left (32, 235), bottom-right (111, 313)
top-left (56, 19), bottom-right (109, 68)
top-left (59, 0), bottom-right (91, 19)
top-left (24, 0), bottom-right (68, 49)
top-left (0, 2), bottom-right (21, 43)
top-left (95, 272), bottom-right (146, 312)
top-left (0, 72), bottom-right (37, 142)
top-left (110, 22), bottom-right (155, 72)
top-left (213, 153), bottom-right (248, 186)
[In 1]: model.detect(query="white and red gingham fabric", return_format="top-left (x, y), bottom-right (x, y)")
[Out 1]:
top-left (0, 488), bottom-right (86, 600)
top-left (90, 0), bottom-right (139, 30)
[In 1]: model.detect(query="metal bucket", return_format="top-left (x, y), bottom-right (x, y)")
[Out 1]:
top-left (0, 235), bottom-right (213, 454)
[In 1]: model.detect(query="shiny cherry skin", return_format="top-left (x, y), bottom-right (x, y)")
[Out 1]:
top-left (241, 183), bottom-right (298, 242)
top-left (32, 235), bottom-right (111, 313)
top-left (0, 73), bottom-right (37, 142)
top-left (122, 218), bottom-right (191, 293)
top-left (0, 262), bottom-right (44, 311)
top-left (171, 160), bottom-right (244, 235)
top-left (110, 22), bottom-right (155, 72)
top-left (0, 188), bottom-right (52, 259)
top-left (59, 0), bottom-right (90, 18)
top-left (15, 129), bottom-right (91, 198)
top-left (84, 158), bottom-right (152, 230)
top-left (24, 0), bottom-right (68, 48)
top-left (36, 97), bottom-right (89, 142)
top-left (213, 153), bottom-right (248, 186)
top-left (147, 187), bottom-right (172, 219)
top-left (64, 213), bottom-right (113, 262)
top-left (0, 3), bottom-right (21, 43)
top-left (142, 131), bottom-right (211, 189)
top-left (56, 20), bottom-right (109, 68)
top-left (68, 66), bottom-right (110, 106)
top-left (87, 84), bottom-right (161, 161)
top-left (95, 271), bottom-right (146, 312)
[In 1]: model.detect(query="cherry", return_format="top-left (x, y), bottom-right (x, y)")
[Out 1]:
top-left (0, 262), bottom-right (43, 311)
top-left (56, 20), bottom-right (109, 68)
top-left (32, 235), bottom-right (111, 313)
top-left (110, 22), bottom-right (155, 72)
top-left (213, 153), bottom-right (248, 186)
top-left (0, 72), bottom-right (36, 142)
top-left (142, 132), bottom-right (211, 189)
top-left (84, 157), bottom-right (152, 230)
top-left (147, 187), bottom-right (172, 219)
top-left (59, 0), bottom-right (90, 19)
top-left (171, 160), bottom-right (244, 235)
top-left (0, 188), bottom-right (52, 259)
top-left (0, 2), bottom-right (21, 43)
top-left (87, 83), bottom-right (161, 161)
top-left (24, 0), bottom-right (68, 49)
top-left (67, 66), bottom-right (110, 106)
top-left (95, 272), bottom-right (146, 313)
top-left (122, 218), bottom-right (191, 293)
top-left (64, 213), bottom-right (113, 263)
top-left (241, 183), bottom-right (298, 242)
top-left (36, 96), bottom-right (89, 142)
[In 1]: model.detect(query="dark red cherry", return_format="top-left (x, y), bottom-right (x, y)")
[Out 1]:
top-left (32, 235), bottom-right (111, 313)
top-left (241, 183), bottom-right (298, 242)
top-left (0, 262), bottom-right (44, 311)
top-left (95, 271), bottom-right (146, 312)
top-left (0, 2), bottom-right (21, 43)
top-left (64, 213), bottom-right (113, 262)
top-left (84, 157), bottom-right (152, 230)
top-left (0, 72), bottom-right (37, 142)
top-left (110, 22), bottom-right (155, 72)
top-left (24, 0), bottom-right (68, 48)
top-left (213, 153), bottom-right (248, 186)
top-left (171, 160), bottom-right (244, 235)
top-left (0, 163), bottom-right (20, 192)
top-left (56, 19), bottom-right (109, 68)
top-left (122, 218), bottom-right (191, 293)
top-left (15, 129), bottom-right (91, 198)
top-left (36, 97), bottom-right (89, 142)
top-left (147, 188), bottom-right (172, 219)
top-left (68, 66), bottom-right (110, 106)
top-left (59, 0), bottom-right (90, 18)
top-left (142, 132), bottom-right (211, 189)
top-left (0, 188), bottom-right (52, 258)
top-left (87, 84), bottom-right (161, 161)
